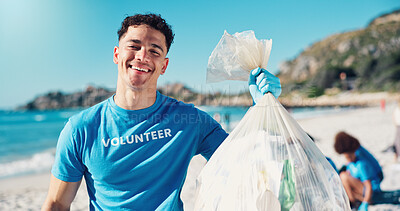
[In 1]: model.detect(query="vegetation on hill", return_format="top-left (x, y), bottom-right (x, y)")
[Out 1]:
top-left (279, 9), bottom-right (400, 97)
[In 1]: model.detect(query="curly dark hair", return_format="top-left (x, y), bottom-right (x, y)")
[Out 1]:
top-left (117, 13), bottom-right (175, 52)
top-left (334, 131), bottom-right (360, 154)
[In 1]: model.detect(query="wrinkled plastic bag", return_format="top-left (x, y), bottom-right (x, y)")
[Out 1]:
top-left (194, 31), bottom-right (351, 211)
top-left (206, 30), bottom-right (272, 83)
top-left (194, 95), bottom-right (351, 210)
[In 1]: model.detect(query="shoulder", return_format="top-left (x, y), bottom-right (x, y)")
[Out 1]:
top-left (161, 94), bottom-right (200, 114)
top-left (354, 159), bottom-right (368, 167)
top-left (68, 98), bottom-right (109, 127)
top-left (356, 146), bottom-right (369, 157)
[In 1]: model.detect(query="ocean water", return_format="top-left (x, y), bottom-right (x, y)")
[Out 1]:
top-left (0, 105), bottom-right (349, 179)
top-left (0, 109), bottom-right (81, 178)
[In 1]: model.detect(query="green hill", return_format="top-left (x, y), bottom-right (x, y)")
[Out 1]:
top-left (279, 9), bottom-right (400, 97)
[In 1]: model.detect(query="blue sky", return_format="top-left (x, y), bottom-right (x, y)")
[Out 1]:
top-left (0, 0), bottom-right (399, 109)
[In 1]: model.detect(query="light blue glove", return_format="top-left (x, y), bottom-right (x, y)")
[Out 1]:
top-left (249, 67), bottom-right (282, 104)
top-left (358, 202), bottom-right (368, 211)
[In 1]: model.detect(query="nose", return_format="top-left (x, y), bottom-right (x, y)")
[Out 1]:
top-left (135, 48), bottom-right (148, 61)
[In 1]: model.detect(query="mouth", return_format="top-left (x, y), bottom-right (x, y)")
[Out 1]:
top-left (129, 65), bottom-right (151, 73)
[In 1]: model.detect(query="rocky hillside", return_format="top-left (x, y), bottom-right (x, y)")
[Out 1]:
top-left (20, 86), bottom-right (115, 110)
top-left (18, 84), bottom-right (253, 110)
top-left (279, 9), bottom-right (400, 97)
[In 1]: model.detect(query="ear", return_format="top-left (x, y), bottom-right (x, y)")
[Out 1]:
top-left (113, 46), bottom-right (119, 64)
top-left (160, 58), bottom-right (169, 75)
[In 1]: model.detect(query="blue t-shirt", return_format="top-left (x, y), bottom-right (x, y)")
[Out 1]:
top-left (51, 92), bottom-right (228, 210)
top-left (347, 146), bottom-right (383, 192)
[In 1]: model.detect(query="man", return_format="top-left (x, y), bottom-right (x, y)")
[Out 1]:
top-left (42, 13), bottom-right (281, 210)
top-left (334, 131), bottom-right (383, 211)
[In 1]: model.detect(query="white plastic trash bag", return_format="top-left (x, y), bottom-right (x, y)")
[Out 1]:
top-left (194, 31), bottom-right (351, 211)
top-left (194, 94), bottom-right (351, 211)
top-left (206, 30), bottom-right (272, 83)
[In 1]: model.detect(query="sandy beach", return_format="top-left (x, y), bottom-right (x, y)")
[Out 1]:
top-left (1, 103), bottom-right (400, 210)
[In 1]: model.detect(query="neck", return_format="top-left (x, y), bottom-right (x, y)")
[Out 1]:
top-left (114, 84), bottom-right (157, 110)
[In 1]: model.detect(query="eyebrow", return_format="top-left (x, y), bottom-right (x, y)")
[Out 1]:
top-left (128, 39), bottom-right (164, 53)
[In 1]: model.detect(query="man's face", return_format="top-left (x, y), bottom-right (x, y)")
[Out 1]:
top-left (113, 25), bottom-right (169, 91)
top-left (343, 152), bottom-right (356, 163)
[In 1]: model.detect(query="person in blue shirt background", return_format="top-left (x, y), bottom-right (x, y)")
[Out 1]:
top-left (334, 131), bottom-right (383, 211)
top-left (41, 13), bottom-right (282, 210)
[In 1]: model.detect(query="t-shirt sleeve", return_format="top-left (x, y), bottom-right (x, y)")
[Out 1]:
top-left (51, 120), bottom-right (85, 182)
top-left (356, 161), bottom-right (375, 182)
top-left (195, 110), bottom-right (229, 160)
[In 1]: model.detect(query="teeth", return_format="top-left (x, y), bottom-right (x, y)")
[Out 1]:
top-left (131, 66), bottom-right (150, 73)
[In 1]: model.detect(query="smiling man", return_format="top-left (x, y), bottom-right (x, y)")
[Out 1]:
top-left (114, 20), bottom-right (171, 110)
top-left (41, 13), bottom-right (281, 210)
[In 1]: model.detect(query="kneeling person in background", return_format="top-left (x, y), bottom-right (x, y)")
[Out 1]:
top-left (334, 131), bottom-right (383, 211)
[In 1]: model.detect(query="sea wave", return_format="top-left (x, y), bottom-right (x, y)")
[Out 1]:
top-left (0, 151), bottom-right (55, 179)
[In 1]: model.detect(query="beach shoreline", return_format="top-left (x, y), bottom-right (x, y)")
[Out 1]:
top-left (1, 104), bottom-right (400, 210)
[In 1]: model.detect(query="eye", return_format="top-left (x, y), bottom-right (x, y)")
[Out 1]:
top-left (150, 49), bottom-right (161, 56)
top-left (128, 45), bottom-right (140, 50)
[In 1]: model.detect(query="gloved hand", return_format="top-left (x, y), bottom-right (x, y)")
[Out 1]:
top-left (249, 67), bottom-right (281, 104)
top-left (358, 202), bottom-right (368, 211)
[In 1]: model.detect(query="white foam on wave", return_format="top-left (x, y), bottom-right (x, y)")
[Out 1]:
top-left (34, 114), bottom-right (47, 122)
top-left (0, 151), bottom-right (55, 178)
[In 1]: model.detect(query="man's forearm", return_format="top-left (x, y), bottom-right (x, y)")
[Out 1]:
top-left (41, 200), bottom-right (71, 211)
